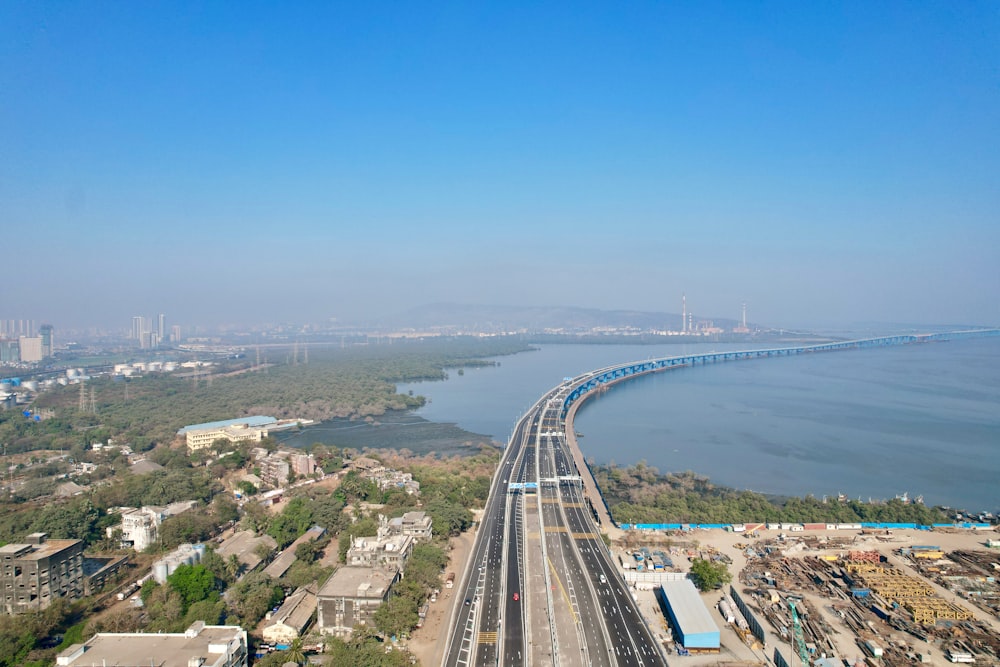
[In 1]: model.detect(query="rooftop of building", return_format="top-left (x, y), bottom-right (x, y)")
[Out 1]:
top-left (56, 622), bottom-right (246, 667)
top-left (130, 458), bottom-right (164, 474)
top-left (177, 415), bottom-right (277, 434)
top-left (264, 583), bottom-right (318, 633)
top-left (318, 566), bottom-right (397, 599)
top-left (217, 530), bottom-right (276, 570)
top-left (263, 526), bottom-right (326, 579)
top-left (0, 534), bottom-right (81, 560)
top-left (659, 579), bottom-right (721, 638)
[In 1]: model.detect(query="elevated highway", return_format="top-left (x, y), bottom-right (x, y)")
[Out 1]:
top-left (443, 329), bottom-right (999, 666)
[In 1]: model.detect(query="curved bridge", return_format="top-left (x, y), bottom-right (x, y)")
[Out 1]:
top-left (561, 329), bottom-right (1000, 418)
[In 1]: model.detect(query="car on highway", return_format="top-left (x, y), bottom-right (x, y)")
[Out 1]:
top-left (464, 598), bottom-right (471, 606)
top-left (512, 592), bottom-right (519, 601)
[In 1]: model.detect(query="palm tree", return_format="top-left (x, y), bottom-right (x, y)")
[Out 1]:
top-left (286, 637), bottom-right (305, 665)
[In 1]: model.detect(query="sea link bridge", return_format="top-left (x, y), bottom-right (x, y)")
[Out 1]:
top-left (443, 329), bottom-right (997, 667)
top-left (560, 329), bottom-right (1000, 418)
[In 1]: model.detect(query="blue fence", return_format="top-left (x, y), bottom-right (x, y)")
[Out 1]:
top-left (619, 522), bottom-right (991, 532)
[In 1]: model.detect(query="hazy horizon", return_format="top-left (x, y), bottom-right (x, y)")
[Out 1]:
top-left (2, 4), bottom-right (998, 332)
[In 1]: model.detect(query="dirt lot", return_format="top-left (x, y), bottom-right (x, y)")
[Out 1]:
top-left (405, 529), bottom-right (476, 666)
top-left (615, 526), bottom-right (1000, 667)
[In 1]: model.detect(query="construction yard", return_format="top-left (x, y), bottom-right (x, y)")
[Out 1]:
top-left (610, 526), bottom-right (1000, 667)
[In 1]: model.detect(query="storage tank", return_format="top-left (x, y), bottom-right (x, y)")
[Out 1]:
top-left (22, 381), bottom-right (38, 391)
top-left (719, 600), bottom-right (735, 624)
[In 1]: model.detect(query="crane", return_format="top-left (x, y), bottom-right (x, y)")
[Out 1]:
top-left (787, 597), bottom-right (811, 666)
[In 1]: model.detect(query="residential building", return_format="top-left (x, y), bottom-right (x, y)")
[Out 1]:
top-left (113, 501), bottom-right (198, 551)
top-left (359, 464), bottom-right (420, 496)
top-left (39, 324), bottom-right (54, 358)
top-left (387, 511), bottom-right (433, 542)
top-left (0, 533), bottom-right (84, 614)
top-left (345, 533), bottom-right (413, 571)
top-left (56, 621), bottom-right (248, 667)
top-left (18, 336), bottom-right (43, 363)
top-left (0, 339), bottom-right (18, 364)
top-left (316, 567), bottom-right (399, 637)
top-left (259, 456), bottom-right (291, 487)
top-left (262, 583), bottom-right (318, 645)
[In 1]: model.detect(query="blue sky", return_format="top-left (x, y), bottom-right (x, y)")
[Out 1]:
top-left (2, 2), bottom-right (998, 331)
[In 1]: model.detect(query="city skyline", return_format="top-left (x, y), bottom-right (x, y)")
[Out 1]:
top-left (2, 3), bottom-right (997, 330)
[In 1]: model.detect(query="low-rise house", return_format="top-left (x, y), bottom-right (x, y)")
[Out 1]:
top-left (262, 583), bottom-right (318, 645)
top-left (264, 526), bottom-right (326, 580)
top-left (216, 530), bottom-right (276, 573)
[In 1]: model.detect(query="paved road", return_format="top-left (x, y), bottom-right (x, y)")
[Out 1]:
top-left (443, 381), bottom-right (668, 667)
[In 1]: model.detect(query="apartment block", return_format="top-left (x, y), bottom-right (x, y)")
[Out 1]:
top-left (0, 533), bottom-right (84, 614)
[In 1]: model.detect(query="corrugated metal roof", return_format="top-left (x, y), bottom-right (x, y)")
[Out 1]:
top-left (659, 580), bottom-right (720, 641)
top-left (177, 415), bottom-right (276, 434)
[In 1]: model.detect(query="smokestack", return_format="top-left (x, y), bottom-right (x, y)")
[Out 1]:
top-left (682, 294), bottom-right (687, 333)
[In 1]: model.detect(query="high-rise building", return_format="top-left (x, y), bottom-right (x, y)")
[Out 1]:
top-left (0, 339), bottom-right (19, 364)
top-left (171, 324), bottom-right (182, 343)
top-left (39, 324), bottom-right (54, 358)
top-left (18, 336), bottom-right (43, 363)
top-left (131, 316), bottom-right (145, 342)
top-left (157, 313), bottom-right (166, 338)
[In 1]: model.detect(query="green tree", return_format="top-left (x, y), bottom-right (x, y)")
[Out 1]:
top-left (688, 558), bottom-right (732, 592)
top-left (167, 564), bottom-right (219, 610)
top-left (373, 594), bottom-right (418, 638)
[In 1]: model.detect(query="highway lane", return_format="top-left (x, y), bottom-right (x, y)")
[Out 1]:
top-left (445, 376), bottom-right (667, 667)
top-left (558, 472), bottom-right (664, 665)
top-left (537, 433), bottom-right (607, 667)
top-left (444, 400), bottom-right (540, 667)
top-left (444, 416), bottom-right (522, 666)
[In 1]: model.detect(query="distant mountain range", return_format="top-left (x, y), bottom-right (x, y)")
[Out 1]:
top-left (373, 303), bottom-right (743, 333)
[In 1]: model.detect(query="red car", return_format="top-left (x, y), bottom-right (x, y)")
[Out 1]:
top-left (513, 592), bottom-right (519, 601)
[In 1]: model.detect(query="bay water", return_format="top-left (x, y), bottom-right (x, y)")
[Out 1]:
top-left (396, 338), bottom-right (1000, 512)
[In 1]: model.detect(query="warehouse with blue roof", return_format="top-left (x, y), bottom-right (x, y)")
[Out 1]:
top-left (657, 579), bottom-right (721, 650)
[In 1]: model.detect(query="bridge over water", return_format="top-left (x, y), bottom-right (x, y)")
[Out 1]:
top-left (561, 329), bottom-right (1000, 418)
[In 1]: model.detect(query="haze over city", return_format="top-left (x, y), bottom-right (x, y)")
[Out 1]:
top-left (2, 3), bottom-right (998, 332)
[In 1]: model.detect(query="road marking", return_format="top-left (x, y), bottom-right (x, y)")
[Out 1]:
top-left (546, 556), bottom-right (579, 625)
top-left (478, 632), bottom-right (498, 644)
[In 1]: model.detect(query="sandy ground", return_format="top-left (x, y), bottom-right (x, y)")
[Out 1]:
top-left (617, 526), bottom-right (1000, 667)
top-left (406, 530), bottom-right (476, 666)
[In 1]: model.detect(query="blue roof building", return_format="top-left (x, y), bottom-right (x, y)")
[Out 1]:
top-left (657, 580), bottom-right (720, 650)
top-left (177, 416), bottom-right (276, 435)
